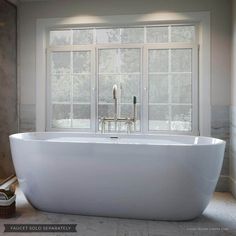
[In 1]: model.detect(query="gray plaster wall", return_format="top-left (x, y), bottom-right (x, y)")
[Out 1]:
top-left (0, 0), bottom-right (17, 182)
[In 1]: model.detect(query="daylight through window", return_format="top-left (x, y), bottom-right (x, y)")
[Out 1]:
top-left (47, 25), bottom-right (198, 133)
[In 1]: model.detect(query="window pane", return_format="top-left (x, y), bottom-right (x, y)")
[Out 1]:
top-left (51, 52), bottom-right (71, 74)
top-left (98, 75), bottom-right (119, 103)
top-left (73, 75), bottom-right (90, 103)
top-left (73, 104), bottom-right (90, 128)
top-left (120, 104), bottom-right (140, 119)
top-left (149, 105), bottom-right (169, 130)
top-left (98, 104), bottom-right (114, 118)
top-left (146, 26), bottom-right (168, 43)
top-left (96, 28), bottom-right (120, 43)
top-left (98, 49), bottom-right (119, 73)
top-left (171, 74), bottom-right (191, 103)
top-left (73, 29), bottom-right (93, 44)
top-left (120, 48), bottom-right (140, 73)
top-left (50, 30), bottom-right (71, 46)
top-left (171, 25), bottom-right (195, 43)
top-left (99, 75), bottom-right (140, 103)
top-left (148, 49), bottom-right (168, 72)
top-left (121, 27), bottom-right (144, 43)
top-left (149, 74), bottom-right (168, 103)
top-left (73, 51), bottom-right (91, 73)
top-left (171, 49), bottom-right (192, 72)
top-left (171, 105), bottom-right (191, 131)
top-left (51, 74), bottom-right (71, 102)
top-left (98, 47), bottom-right (141, 131)
top-left (120, 75), bottom-right (140, 103)
top-left (52, 104), bottom-right (71, 128)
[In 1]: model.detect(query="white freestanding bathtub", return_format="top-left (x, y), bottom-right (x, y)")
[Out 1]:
top-left (10, 132), bottom-right (225, 221)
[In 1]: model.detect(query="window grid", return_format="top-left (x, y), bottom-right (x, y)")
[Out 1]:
top-left (147, 47), bottom-right (194, 132)
top-left (48, 50), bottom-right (92, 130)
top-left (97, 47), bottom-right (142, 132)
top-left (47, 24), bottom-right (198, 134)
top-left (168, 49), bottom-right (172, 131)
top-left (70, 51), bottom-right (73, 128)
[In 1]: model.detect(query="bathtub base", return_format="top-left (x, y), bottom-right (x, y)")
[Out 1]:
top-left (22, 182), bottom-right (210, 221)
top-left (10, 133), bottom-right (225, 221)
top-left (34, 208), bottom-right (203, 221)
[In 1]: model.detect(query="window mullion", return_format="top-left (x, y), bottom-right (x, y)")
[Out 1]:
top-left (46, 49), bottom-right (52, 131)
top-left (92, 29), bottom-right (97, 132)
top-left (95, 47), bottom-right (99, 132)
top-left (91, 46), bottom-right (96, 132)
top-left (192, 45), bottom-right (199, 135)
top-left (118, 48), bottom-right (121, 121)
top-left (142, 46), bottom-right (148, 133)
top-left (70, 51), bottom-right (73, 128)
top-left (168, 49), bottom-right (172, 131)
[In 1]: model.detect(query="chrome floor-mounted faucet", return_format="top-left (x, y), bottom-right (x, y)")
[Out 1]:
top-left (100, 84), bottom-right (137, 133)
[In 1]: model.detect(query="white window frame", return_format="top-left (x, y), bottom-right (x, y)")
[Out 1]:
top-left (46, 45), bottom-right (96, 132)
top-left (95, 44), bottom-right (143, 133)
top-left (36, 12), bottom-right (210, 136)
top-left (144, 43), bottom-right (198, 134)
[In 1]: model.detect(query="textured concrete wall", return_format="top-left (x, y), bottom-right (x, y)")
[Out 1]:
top-left (211, 105), bottom-right (230, 191)
top-left (0, 0), bottom-right (17, 182)
top-left (230, 107), bottom-right (236, 197)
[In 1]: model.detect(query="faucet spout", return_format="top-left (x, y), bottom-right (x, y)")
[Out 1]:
top-left (112, 84), bottom-right (118, 100)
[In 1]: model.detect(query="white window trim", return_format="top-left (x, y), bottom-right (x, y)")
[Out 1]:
top-left (36, 11), bottom-right (211, 136)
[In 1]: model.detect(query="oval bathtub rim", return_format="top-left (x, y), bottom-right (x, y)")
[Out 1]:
top-left (9, 132), bottom-right (226, 147)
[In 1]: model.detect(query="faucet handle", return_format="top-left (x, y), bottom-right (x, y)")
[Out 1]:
top-left (99, 117), bottom-right (104, 123)
top-left (133, 96), bottom-right (137, 104)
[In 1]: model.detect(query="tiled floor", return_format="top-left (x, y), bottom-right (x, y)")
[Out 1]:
top-left (0, 187), bottom-right (236, 236)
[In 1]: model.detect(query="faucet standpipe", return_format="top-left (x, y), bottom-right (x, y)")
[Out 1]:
top-left (100, 85), bottom-right (137, 134)
top-left (112, 84), bottom-right (118, 131)
top-left (133, 96), bottom-right (137, 132)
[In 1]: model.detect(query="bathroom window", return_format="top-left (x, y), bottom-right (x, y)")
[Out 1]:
top-left (148, 48), bottom-right (193, 131)
top-left (47, 25), bottom-right (198, 133)
top-left (97, 47), bottom-right (142, 131)
top-left (48, 49), bottom-right (92, 129)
